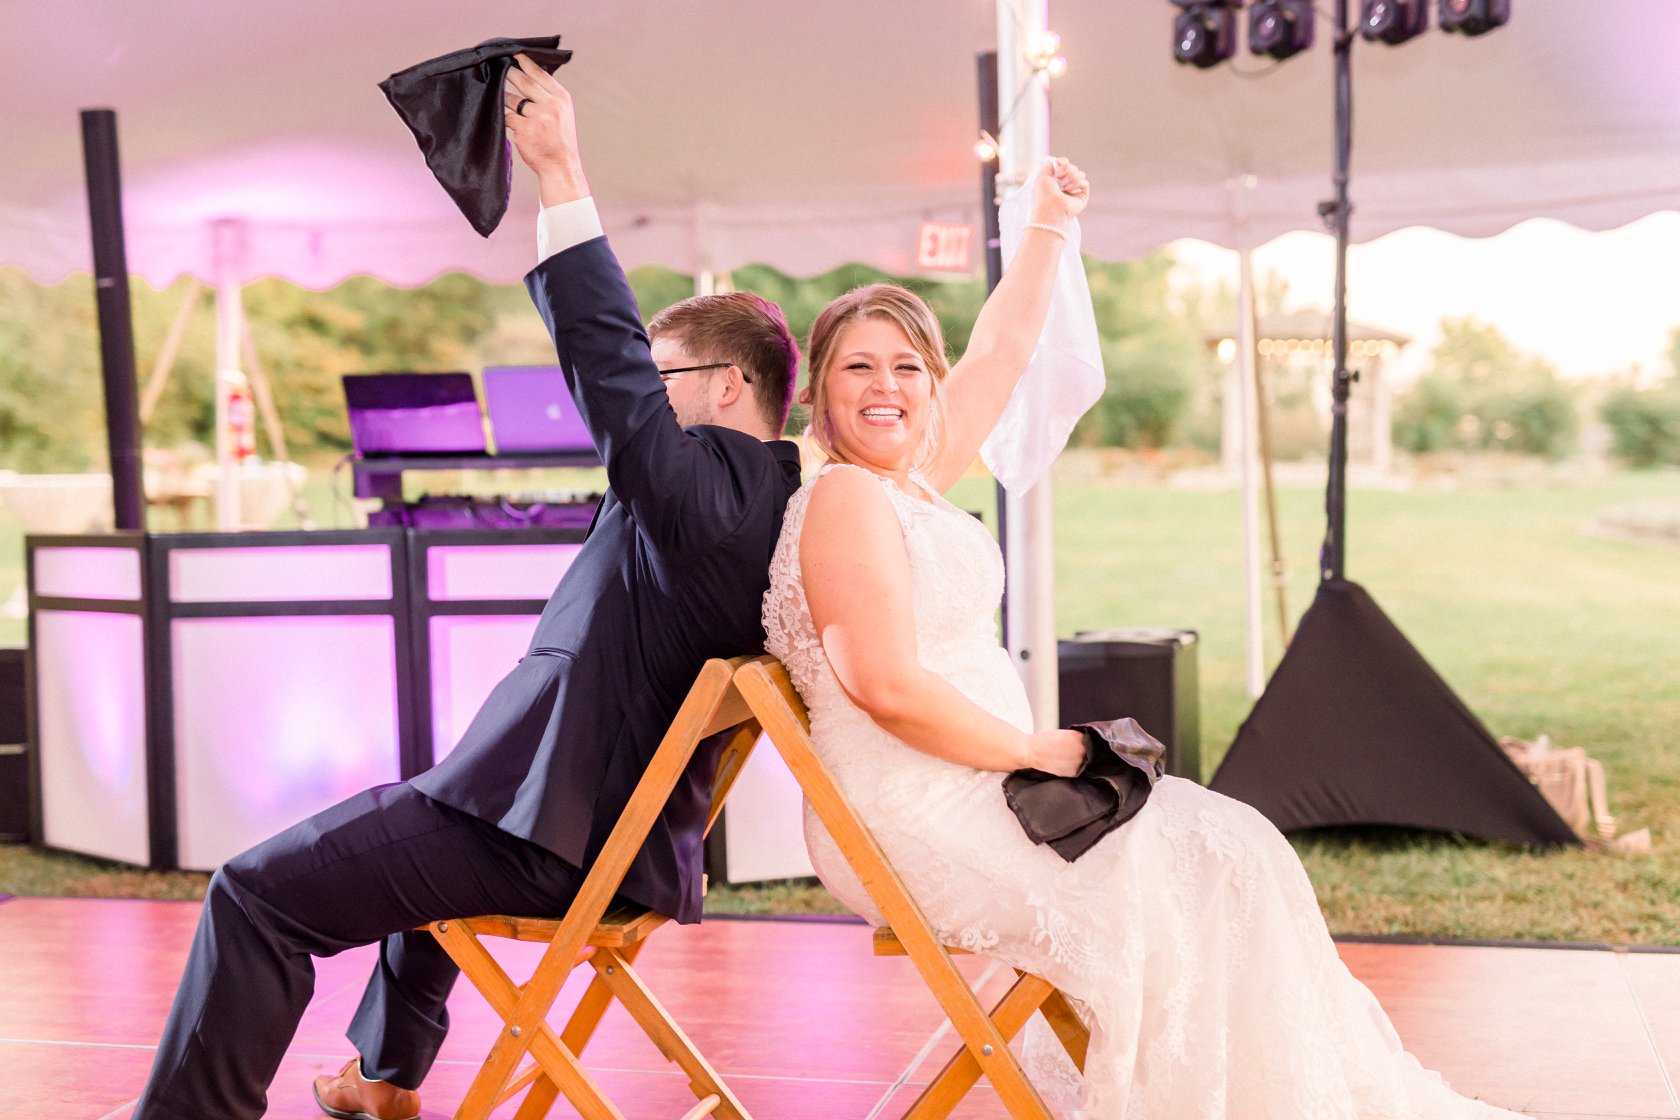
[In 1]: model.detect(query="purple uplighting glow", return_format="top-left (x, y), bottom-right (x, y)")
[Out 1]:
top-left (429, 614), bottom-right (541, 764)
top-left (169, 544), bottom-right (393, 602)
top-left (719, 736), bottom-right (816, 883)
top-left (171, 615), bottom-right (402, 870)
top-left (33, 546), bottom-right (142, 601)
top-left (427, 543), bottom-right (581, 601)
top-left (35, 610), bottom-right (150, 864)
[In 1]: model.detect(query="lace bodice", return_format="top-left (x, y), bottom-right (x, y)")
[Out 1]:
top-left (765, 461), bottom-right (1021, 718)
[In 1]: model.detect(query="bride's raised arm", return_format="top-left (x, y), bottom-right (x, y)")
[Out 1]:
top-left (923, 157), bottom-right (1089, 492)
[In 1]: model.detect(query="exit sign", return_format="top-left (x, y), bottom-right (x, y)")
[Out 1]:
top-left (915, 221), bottom-right (975, 272)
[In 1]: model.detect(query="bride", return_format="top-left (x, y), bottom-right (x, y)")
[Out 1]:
top-left (761, 159), bottom-right (1528, 1118)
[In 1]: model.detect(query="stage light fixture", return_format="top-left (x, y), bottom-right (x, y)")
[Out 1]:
top-left (1248, 0), bottom-right (1315, 60)
top-left (1359, 0), bottom-right (1428, 43)
top-left (1172, 1), bottom-right (1241, 69)
top-left (1439, 0), bottom-right (1510, 36)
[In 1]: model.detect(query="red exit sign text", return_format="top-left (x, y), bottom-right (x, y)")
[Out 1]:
top-left (915, 221), bottom-right (975, 272)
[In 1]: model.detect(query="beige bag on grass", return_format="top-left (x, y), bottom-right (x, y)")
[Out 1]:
top-left (1498, 734), bottom-right (1651, 853)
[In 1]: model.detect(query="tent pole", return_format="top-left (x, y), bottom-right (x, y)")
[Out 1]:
top-left (981, 50), bottom-right (1001, 648)
top-left (1256, 346), bottom-right (1291, 650)
top-left (995, 0), bottom-right (1058, 730)
top-left (1320, 0), bottom-right (1354, 583)
top-left (1237, 242), bottom-right (1264, 698)
top-left (977, 52), bottom-right (1006, 643)
top-left (239, 320), bottom-right (290, 464)
top-left (212, 219), bottom-right (245, 531)
top-left (79, 109), bottom-right (145, 532)
top-left (140, 279), bottom-right (203, 425)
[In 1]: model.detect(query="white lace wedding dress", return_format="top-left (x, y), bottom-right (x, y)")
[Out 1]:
top-left (763, 463), bottom-right (1528, 1119)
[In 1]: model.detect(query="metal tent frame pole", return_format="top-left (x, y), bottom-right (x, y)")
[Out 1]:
top-left (994, 0), bottom-right (1059, 730)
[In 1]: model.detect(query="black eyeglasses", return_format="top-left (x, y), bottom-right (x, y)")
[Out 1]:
top-left (656, 362), bottom-right (751, 384)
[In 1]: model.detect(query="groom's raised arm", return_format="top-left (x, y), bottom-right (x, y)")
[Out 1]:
top-left (507, 55), bottom-right (739, 551)
top-left (522, 233), bottom-right (717, 537)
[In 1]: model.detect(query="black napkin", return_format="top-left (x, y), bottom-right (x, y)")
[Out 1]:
top-left (1002, 718), bottom-right (1167, 862)
top-left (380, 36), bottom-right (573, 237)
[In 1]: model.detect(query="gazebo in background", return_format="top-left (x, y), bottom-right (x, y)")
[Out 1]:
top-left (1208, 311), bottom-right (1410, 477)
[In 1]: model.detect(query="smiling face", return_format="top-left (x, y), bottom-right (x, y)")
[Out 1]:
top-left (804, 285), bottom-right (950, 477)
top-left (817, 316), bottom-right (935, 475)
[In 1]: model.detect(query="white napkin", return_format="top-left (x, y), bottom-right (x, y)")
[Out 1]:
top-left (979, 181), bottom-right (1106, 495)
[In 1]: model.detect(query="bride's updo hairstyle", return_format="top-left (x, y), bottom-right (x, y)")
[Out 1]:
top-left (803, 283), bottom-right (950, 470)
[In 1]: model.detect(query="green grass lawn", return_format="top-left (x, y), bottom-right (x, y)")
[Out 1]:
top-left (953, 462), bottom-right (1680, 944)
top-left (3, 460), bottom-right (1677, 944)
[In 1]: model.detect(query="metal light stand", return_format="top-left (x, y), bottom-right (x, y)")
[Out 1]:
top-left (1319, 0), bottom-right (1355, 583)
top-left (1213, 0), bottom-right (1578, 848)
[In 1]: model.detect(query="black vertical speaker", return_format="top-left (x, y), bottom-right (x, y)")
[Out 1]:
top-left (1058, 629), bottom-right (1201, 781)
top-left (0, 647), bottom-right (28, 841)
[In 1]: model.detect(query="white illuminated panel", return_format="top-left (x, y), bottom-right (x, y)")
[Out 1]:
top-left (721, 737), bottom-right (816, 883)
top-left (172, 616), bottom-right (402, 870)
top-left (169, 544), bottom-right (393, 603)
top-left (428, 614), bottom-right (541, 765)
top-left (32, 546), bottom-right (142, 601)
top-left (427, 543), bottom-right (580, 601)
top-left (35, 610), bottom-right (150, 864)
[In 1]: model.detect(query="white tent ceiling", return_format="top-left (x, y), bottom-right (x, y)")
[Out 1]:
top-left (3, 1), bottom-right (1678, 288)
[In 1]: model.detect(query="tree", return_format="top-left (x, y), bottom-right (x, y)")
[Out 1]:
top-left (0, 269), bottom-right (107, 471)
top-left (1600, 380), bottom-right (1680, 467)
top-left (0, 245), bottom-right (1212, 471)
top-left (1071, 253), bottom-right (1203, 450)
top-left (240, 273), bottom-right (518, 459)
top-left (1395, 317), bottom-right (1579, 459)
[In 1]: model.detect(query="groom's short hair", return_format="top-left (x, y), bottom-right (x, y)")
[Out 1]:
top-left (649, 293), bottom-right (799, 435)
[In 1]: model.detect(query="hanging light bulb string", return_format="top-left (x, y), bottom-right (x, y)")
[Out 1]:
top-left (978, 27), bottom-right (1069, 166)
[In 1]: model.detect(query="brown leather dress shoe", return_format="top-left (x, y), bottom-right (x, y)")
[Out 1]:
top-left (312, 1057), bottom-right (421, 1120)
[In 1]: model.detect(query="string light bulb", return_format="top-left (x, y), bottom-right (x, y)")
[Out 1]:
top-left (1028, 29), bottom-right (1068, 79)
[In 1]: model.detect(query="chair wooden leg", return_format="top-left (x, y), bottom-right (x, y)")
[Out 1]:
top-left (508, 939), bottom-right (651, 1120)
top-left (510, 1073), bottom-right (561, 1120)
top-left (494, 1063), bottom-right (545, 1109)
top-left (560, 938), bottom-right (646, 1054)
top-left (430, 922), bottom-right (626, 1120)
top-left (899, 970), bottom-right (1059, 1120)
top-left (592, 947), bottom-right (753, 1120)
top-left (888, 942), bottom-right (1053, 1119)
top-left (737, 661), bottom-right (1052, 1120)
top-left (1039, 989), bottom-right (1090, 1072)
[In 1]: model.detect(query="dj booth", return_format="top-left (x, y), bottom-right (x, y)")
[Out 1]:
top-left (25, 368), bottom-right (816, 880)
top-left (25, 525), bottom-right (584, 871)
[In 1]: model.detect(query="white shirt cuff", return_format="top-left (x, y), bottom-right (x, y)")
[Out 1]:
top-left (536, 197), bottom-right (605, 263)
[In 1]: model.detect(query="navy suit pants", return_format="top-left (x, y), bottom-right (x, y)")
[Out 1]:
top-left (133, 782), bottom-right (582, 1120)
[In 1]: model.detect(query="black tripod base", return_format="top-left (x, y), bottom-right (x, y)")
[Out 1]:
top-left (1210, 579), bottom-right (1578, 847)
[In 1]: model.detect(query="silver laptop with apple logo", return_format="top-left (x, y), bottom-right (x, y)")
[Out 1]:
top-left (482, 365), bottom-right (601, 463)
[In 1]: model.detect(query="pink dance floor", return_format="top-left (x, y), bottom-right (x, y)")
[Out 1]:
top-left (1, 896), bottom-right (1676, 1119)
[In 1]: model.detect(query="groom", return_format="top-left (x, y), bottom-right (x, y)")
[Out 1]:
top-left (131, 57), bottom-right (802, 1120)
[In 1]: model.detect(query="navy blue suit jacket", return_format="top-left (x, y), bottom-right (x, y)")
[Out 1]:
top-left (412, 236), bottom-right (801, 924)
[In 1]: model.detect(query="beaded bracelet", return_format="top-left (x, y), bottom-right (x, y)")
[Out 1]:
top-left (1023, 222), bottom-right (1069, 242)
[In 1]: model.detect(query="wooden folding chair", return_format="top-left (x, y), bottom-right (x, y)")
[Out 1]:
top-left (733, 655), bottom-right (1090, 1120)
top-left (425, 654), bottom-right (763, 1120)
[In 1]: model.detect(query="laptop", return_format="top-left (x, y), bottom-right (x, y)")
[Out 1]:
top-left (342, 372), bottom-right (486, 457)
top-left (482, 365), bottom-right (600, 461)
